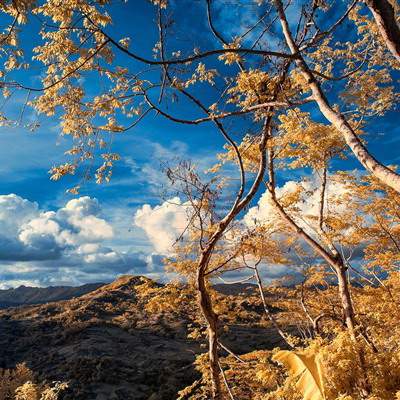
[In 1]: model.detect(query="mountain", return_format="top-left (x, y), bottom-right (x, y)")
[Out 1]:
top-left (0, 281), bottom-right (256, 309)
top-left (0, 275), bottom-right (288, 399)
top-left (0, 282), bottom-right (105, 308)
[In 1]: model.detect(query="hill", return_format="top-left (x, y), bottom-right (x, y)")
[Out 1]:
top-left (0, 275), bottom-right (287, 399)
top-left (0, 283), bottom-right (105, 308)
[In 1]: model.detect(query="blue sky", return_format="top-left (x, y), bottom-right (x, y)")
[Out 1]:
top-left (0, 0), bottom-right (398, 288)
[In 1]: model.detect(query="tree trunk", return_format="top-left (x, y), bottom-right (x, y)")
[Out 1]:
top-left (318, 165), bottom-right (327, 232)
top-left (304, 75), bottom-right (400, 193)
top-left (365, 0), bottom-right (400, 62)
top-left (197, 263), bottom-right (221, 399)
top-left (335, 261), bottom-right (356, 339)
top-left (269, 189), bottom-right (357, 336)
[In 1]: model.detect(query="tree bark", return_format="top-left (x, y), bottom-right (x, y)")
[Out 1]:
top-left (318, 165), bottom-right (327, 232)
top-left (365, 0), bottom-right (400, 62)
top-left (335, 260), bottom-right (356, 340)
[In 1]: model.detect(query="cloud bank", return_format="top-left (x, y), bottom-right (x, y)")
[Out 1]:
top-left (0, 176), bottom-right (357, 288)
top-left (0, 194), bottom-right (165, 288)
top-left (132, 176), bottom-right (359, 285)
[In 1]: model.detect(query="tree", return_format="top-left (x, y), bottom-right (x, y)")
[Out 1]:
top-left (0, 1), bottom-right (399, 398)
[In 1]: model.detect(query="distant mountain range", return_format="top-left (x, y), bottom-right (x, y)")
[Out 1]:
top-left (0, 282), bottom-right (105, 308)
top-left (0, 277), bottom-right (362, 311)
top-left (0, 280), bottom-right (260, 309)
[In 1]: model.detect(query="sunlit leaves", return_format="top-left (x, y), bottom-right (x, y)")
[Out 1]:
top-left (276, 109), bottom-right (346, 170)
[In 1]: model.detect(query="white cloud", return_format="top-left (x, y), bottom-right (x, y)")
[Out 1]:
top-left (18, 212), bottom-right (60, 246)
top-left (0, 279), bottom-right (43, 290)
top-left (57, 197), bottom-right (113, 243)
top-left (134, 197), bottom-right (190, 254)
top-left (244, 177), bottom-right (350, 235)
top-left (242, 176), bottom-right (364, 274)
top-left (0, 194), bottom-right (39, 235)
top-left (0, 195), bottom-right (114, 261)
top-left (0, 194), bottom-right (167, 287)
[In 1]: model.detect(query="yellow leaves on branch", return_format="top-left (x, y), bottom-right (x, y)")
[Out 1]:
top-left (98, 117), bottom-right (125, 132)
top-left (277, 109), bottom-right (346, 170)
top-left (342, 69), bottom-right (395, 116)
top-left (94, 153), bottom-right (120, 184)
top-left (49, 163), bottom-right (76, 181)
top-left (218, 39), bottom-right (242, 65)
top-left (228, 69), bottom-right (275, 109)
top-left (33, 0), bottom-right (111, 26)
top-left (149, 0), bottom-right (168, 8)
top-left (118, 37), bottom-right (131, 49)
top-left (4, 55), bottom-right (19, 71)
top-left (217, 135), bottom-right (262, 173)
top-left (184, 63), bottom-right (218, 88)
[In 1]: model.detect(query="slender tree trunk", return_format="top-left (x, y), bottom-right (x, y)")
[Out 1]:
top-left (335, 261), bottom-right (356, 339)
top-left (273, 0), bottom-right (400, 194)
top-left (300, 282), bottom-right (326, 336)
top-left (197, 260), bottom-right (222, 399)
top-left (254, 265), bottom-right (293, 348)
top-left (269, 189), bottom-right (357, 336)
top-left (318, 165), bottom-right (327, 232)
top-left (365, 0), bottom-right (400, 62)
top-left (269, 182), bottom-right (371, 393)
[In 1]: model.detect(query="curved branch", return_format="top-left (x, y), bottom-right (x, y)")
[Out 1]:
top-left (83, 11), bottom-right (295, 65)
top-left (206, 0), bottom-right (228, 45)
top-left (144, 95), bottom-right (311, 125)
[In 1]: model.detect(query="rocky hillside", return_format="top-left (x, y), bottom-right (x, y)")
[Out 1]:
top-left (0, 275), bottom-right (287, 400)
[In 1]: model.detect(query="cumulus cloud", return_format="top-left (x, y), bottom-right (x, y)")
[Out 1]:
top-left (0, 194), bottom-right (38, 234)
top-left (0, 195), bottom-right (113, 262)
top-left (134, 197), bottom-right (190, 254)
top-left (0, 194), bottom-right (167, 288)
top-left (244, 178), bottom-right (350, 234)
top-left (133, 194), bottom-right (301, 284)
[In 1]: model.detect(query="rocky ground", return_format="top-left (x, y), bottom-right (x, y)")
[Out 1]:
top-left (0, 276), bottom-right (287, 400)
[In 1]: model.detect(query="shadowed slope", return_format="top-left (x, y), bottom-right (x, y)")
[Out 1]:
top-left (0, 275), bottom-right (290, 399)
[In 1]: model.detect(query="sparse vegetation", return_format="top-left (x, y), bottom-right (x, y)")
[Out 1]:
top-left (0, 363), bottom-right (67, 400)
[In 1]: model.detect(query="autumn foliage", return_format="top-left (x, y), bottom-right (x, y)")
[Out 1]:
top-left (0, 0), bottom-right (400, 399)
